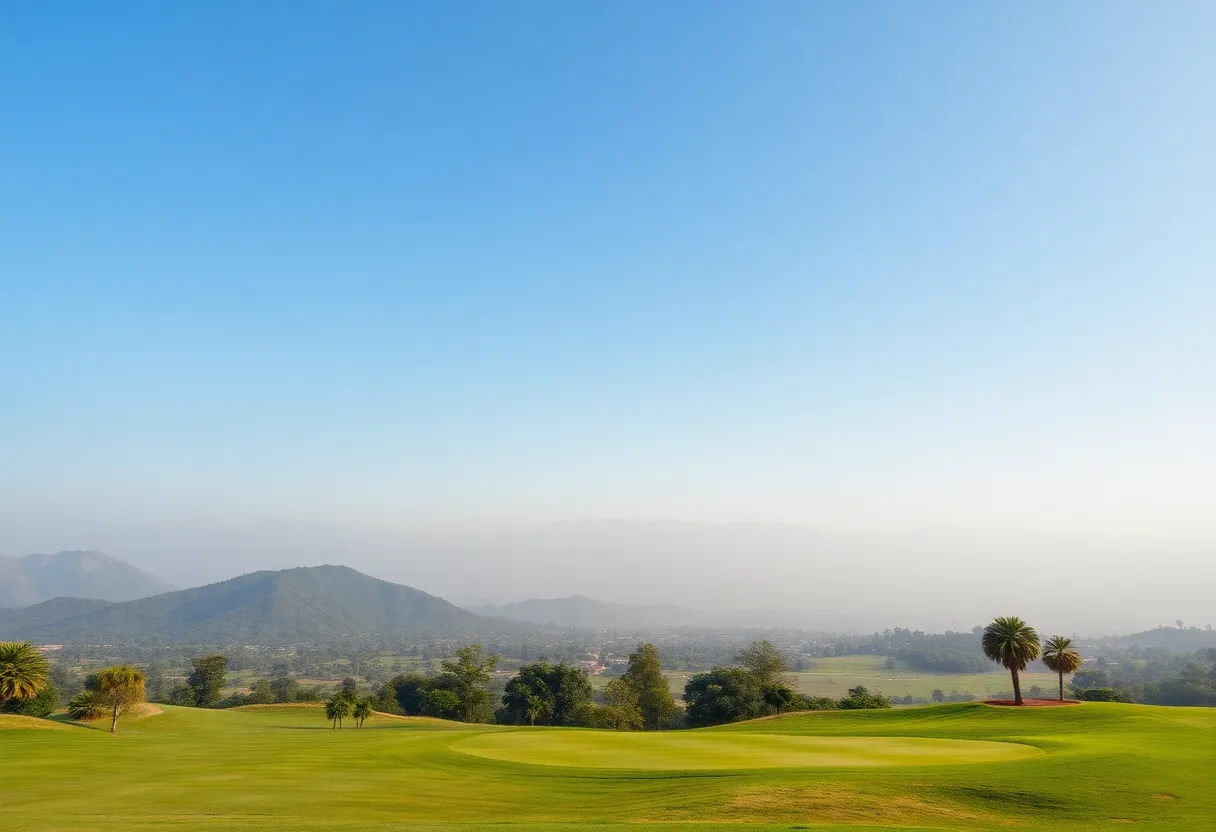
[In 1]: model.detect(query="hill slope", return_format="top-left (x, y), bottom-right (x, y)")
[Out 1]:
top-left (0, 550), bottom-right (174, 608)
top-left (0, 565), bottom-right (508, 645)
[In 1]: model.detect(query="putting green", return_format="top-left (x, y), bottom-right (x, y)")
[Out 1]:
top-left (451, 729), bottom-right (1042, 769)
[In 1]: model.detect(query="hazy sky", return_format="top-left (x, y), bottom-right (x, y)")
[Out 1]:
top-left (2, 3), bottom-right (1215, 613)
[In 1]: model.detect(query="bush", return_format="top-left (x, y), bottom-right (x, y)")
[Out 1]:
top-left (1, 683), bottom-right (59, 718)
top-left (838, 685), bottom-right (891, 710)
top-left (1079, 687), bottom-right (1133, 703)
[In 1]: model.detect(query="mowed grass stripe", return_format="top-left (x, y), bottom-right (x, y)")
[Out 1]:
top-left (450, 730), bottom-right (1042, 769)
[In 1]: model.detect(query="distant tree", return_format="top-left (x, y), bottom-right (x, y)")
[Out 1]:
top-left (736, 640), bottom-right (788, 688)
top-left (884, 658), bottom-right (897, 670)
top-left (388, 672), bottom-right (431, 715)
top-left (761, 683), bottom-right (796, 715)
top-left (186, 655), bottom-right (228, 708)
top-left (94, 666), bottom-right (147, 733)
top-left (144, 662), bottom-right (169, 702)
top-left (838, 685), bottom-right (891, 710)
top-left (596, 678), bottom-right (644, 730)
top-left (421, 687), bottom-right (462, 720)
top-left (168, 683), bottom-right (197, 706)
top-left (981, 617), bottom-right (1041, 705)
top-left (269, 676), bottom-right (303, 703)
top-left (1040, 636), bottom-right (1083, 701)
top-left (502, 663), bottom-right (557, 725)
top-left (440, 644), bottom-right (499, 723)
top-left (683, 667), bottom-right (766, 727)
top-left (67, 690), bottom-right (107, 721)
top-left (1079, 687), bottom-right (1131, 703)
top-left (246, 678), bottom-right (274, 705)
top-left (931, 689), bottom-right (944, 703)
top-left (0, 642), bottom-right (50, 708)
top-left (340, 677), bottom-right (359, 696)
top-left (352, 698), bottom-right (373, 728)
top-left (623, 644), bottom-right (677, 730)
top-left (325, 693), bottom-right (353, 728)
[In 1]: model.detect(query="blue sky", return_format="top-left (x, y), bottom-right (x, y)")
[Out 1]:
top-left (3, 2), bottom-right (1215, 551)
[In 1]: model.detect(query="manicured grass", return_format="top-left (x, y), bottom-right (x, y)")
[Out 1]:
top-left (2, 702), bottom-right (1212, 830)
top-left (452, 730), bottom-right (1042, 769)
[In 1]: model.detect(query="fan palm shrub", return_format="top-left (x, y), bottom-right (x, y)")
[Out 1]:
top-left (0, 642), bottom-right (50, 707)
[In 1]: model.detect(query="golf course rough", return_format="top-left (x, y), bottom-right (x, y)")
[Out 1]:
top-left (451, 730), bottom-right (1043, 769)
top-left (2, 701), bottom-right (1213, 831)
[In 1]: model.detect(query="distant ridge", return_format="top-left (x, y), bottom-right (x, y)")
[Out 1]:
top-left (0, 565), bottom-right (516, 645)
top-left (0, 550), bottom-right (174, 608)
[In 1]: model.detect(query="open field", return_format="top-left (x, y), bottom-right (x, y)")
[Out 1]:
top-left (2, 701), bottom-right (1212, 831)
top-left (592, 656), bottom-right (1061, 701)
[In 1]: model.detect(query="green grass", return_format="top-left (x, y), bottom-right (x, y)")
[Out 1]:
top-left (2, 702), bottom-right (1212, 831)
top-left (594, 656), bottom-right (1058, 701)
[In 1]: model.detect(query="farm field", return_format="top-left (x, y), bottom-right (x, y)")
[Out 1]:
top-left (2, 701), bottom-right (1212, 831)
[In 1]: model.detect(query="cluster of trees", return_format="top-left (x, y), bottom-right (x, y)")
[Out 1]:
top-left (324, 683), bottom-right (374, 728)
top-left (1066, 650), bottom-right (1216, 706)
top-left (682, 640), bottom-right (887, 727)
top-left (378, 644), bottom-right (501, 722)
top-left (1, 641), bottom-right (149, 733)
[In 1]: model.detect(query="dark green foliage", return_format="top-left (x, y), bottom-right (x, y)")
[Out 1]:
top-left (623, 643), bottom-right (678, 729)
top-left (683, 667), bottom-right (767, 727)
top-left (1, 683), bottom-right (58, 717)
top-left (186, 655), bottom-right (228, 707)
top-left (438, 644), bottom-right (498, 723)
top-left (324, 692), bottom-right (354, 728)
top-left (761, 682), bottom-right (796, 714)
top-left (246, 678), bottom-right (274, 704)
top-left (0, 566), bottom-right (504, 646)
top-left (387, 672), bottom-right (431, 715)
top-left (1079, 687), bottom-right (1133, 702)
top-left (421, 687), bottom-right (462, 719)
top-left (500, 662), bottom-right (592, 726)
top-left (838, 685), bottom-right (892, 710)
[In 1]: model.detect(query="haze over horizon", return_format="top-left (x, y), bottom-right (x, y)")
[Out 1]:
top-left (3, 5), bottom-right (1214, 635)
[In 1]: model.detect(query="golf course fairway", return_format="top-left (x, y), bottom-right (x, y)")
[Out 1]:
top-left (3, 702), bottom-right (1213, 831)
top-left (452, 730), bottom-right (1041, 768)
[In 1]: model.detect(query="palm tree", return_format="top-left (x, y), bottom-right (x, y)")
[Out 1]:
top-left (67, 690), bottom-right (107, 721)
top-left (1040, 635), bottom-right (1083, 701)
top-left (981, 617), bottom-right (1041, 705)
top-left (325, 694), bottom-right (352, 729)
top-left (352, 699), bottom-right (372, 728)
top-left (0, 642), bottom-right (49, 708)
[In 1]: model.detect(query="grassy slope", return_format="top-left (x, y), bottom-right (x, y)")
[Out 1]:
top-left (2, 702), bottom-right (1212, 831)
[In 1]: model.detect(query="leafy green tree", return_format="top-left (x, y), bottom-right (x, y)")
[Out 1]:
top-left (500, 662), bottom-right (592, 726)
top-left (387, 672), bottom-right (430, 715)
top-left (144, 661), bottom-right (168, 702)
top-left (269, 676), bottom-right (303, 703)
top-left (981, 617), bottom-right (1041, 705)
top-left (352, 698), bottom-right (373, 728)
top-left (0, 642), bottom-right (50, 708)
top-left (683, 668), bottom-right (766, 727)
top-left (67, 690), bottom-right (107, 721)
top-left (421, 687), bottom-right (462, 719)
top-left (1040, 635), bottom-right (1083, 701)
top-left (440, 644), bottom-right (498, 723)
top-left (597, 678), bottom-right (644, 729)
top-left (325, 693), bottom-right (353, 728)
top-left (623, 643), bottom-right (677, 730)
top-left (186, 655), bottom-right (228, 708)
top-left (736, 640), bottom-right (788, 688)
top-left (838, 685), bottom-right (891, 710)
top-left (94, 666), bottom-right (147, 733)
top-left (761, 682), bottom-right (796, 715)
top-left (246, 678), bottom-right (274, 705)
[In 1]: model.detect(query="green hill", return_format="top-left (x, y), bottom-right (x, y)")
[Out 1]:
top-left (2, 701), bottom-right (1212, 830)
top-left (0, 565), bottom-right (510, 645)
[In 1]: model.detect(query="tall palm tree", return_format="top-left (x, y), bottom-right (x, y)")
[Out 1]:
top-left (352, 699), bottom-right (372, 728)
top-left (981, 617), bottom-right (1041, 705)
top-left (325, 694), bottom-right (352, 729)
top-left (1040, 635), bottom-right (1083, 701)
top-left (0, 642), bottom-right (49, 707)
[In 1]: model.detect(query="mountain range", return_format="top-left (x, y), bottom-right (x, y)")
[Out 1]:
top-left (0, 550), bottom-right (175, 608)
top-left (0, 564), bottom-right (504, 645)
